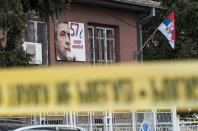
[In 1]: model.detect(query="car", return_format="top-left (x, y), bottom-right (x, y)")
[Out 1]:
top-left (13, 125), bottom-right (86, 131)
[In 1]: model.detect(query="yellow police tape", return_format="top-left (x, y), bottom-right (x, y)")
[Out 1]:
top-left (0, 61), bottom-right (198, 114)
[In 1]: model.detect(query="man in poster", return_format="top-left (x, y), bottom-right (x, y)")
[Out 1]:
top-left (56, 22), bottom-right (76, 61)
top-left (56, 21), bottom-right (86, 61)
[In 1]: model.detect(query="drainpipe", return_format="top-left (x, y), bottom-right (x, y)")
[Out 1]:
top-left (138, 7), bottom-right (156, 63)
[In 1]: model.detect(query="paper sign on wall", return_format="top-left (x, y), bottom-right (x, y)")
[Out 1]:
top-left (55, 22), bottom-right (86, 61)
top-left (69, 22), bottom-right (86, 61)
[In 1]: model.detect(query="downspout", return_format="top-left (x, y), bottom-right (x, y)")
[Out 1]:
top-left (138, 7), bottom-right (156, 63)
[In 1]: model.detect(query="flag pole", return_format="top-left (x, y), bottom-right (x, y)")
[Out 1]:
top-left (138, 28), bottom-right (158, 55)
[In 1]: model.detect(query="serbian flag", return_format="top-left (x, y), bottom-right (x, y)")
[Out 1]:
top-left (158, 11), bottom-right (176, 49)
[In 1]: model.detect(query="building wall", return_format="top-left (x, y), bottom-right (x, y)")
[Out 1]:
top-left (48, 4), bottom-right (139, 65)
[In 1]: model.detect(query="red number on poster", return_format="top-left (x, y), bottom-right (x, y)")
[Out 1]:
top-left (70, 23), bottom-right (79, 37)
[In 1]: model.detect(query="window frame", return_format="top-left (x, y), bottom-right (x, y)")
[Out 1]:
top-left (88, 25), bottom-right (116, 64)
top-left (25, 20), bottom-right (48, 65)
top-left (26, 20), bottom-right (46, 43)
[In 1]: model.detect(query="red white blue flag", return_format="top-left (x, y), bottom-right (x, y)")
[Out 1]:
top-left (158, 11), bottom-right (176, 49)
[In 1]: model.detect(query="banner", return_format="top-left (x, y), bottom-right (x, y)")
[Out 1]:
top-left (0, 61), bottom-right (198, 114)
top-left (69, 22), bottom-right (86, 61)
top-left (55, 22), bottom-right (86, 61)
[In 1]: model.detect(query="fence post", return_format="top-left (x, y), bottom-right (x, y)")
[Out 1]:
top-left (104, 111), bottom-right (107, 131)
top-left (89, 112), bottom-right (93, 131)
top-left (153, 109), bottom-right (157, 131)
top-left (109, 111), bottom-right (113, 131)
top-left (133, 112), bottom-right (136, 131)
top-left (69, 111), bottom-right (73, 126)
top-left (172, 107), bottom-right (178, 131)
top-left (73, 112), bottom-right (76, 126)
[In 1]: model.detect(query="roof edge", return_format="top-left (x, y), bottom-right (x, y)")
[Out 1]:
top-left (113, 0), bottom-right (162, 8)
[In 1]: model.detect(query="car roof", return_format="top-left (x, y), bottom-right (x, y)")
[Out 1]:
top-left (14, 125), bottom-right (86, 131)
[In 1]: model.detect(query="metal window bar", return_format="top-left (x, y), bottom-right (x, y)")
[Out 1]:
top-left (27, 21), bottom-right (44, 43)
top-left (26, 20), bottom-right (48, 65)
top-left (88, 26), bottom-right (115, 64)
top-left (88, 26), bottom-right (95, 64)
top-left (96, 27), bottom-right (106, 63)
top-left (106, 28), bottom-right (115, 63)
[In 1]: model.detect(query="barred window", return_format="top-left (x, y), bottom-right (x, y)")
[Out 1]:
top-left (26, 20), bottom-right (48, 65)
top-left (88, 25), bottom-right (116, 64)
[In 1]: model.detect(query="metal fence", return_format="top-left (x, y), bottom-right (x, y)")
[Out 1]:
top-left (1, 110), bottom-right (176, 131)
top-left (0, 115), bottom-right (32, 124)
top-left (1, 110), bottom-right (198, 131)
top-left (180, 121), bottom-right (198, 131)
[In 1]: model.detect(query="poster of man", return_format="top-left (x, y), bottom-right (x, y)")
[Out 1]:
top-left (55, 21), bottom-right (86, 61)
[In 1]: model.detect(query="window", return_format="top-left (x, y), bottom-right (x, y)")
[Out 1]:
top-left (88, 25), bottom-right (116, 64)
top-left (26, 20), bottom-right (48, 65)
